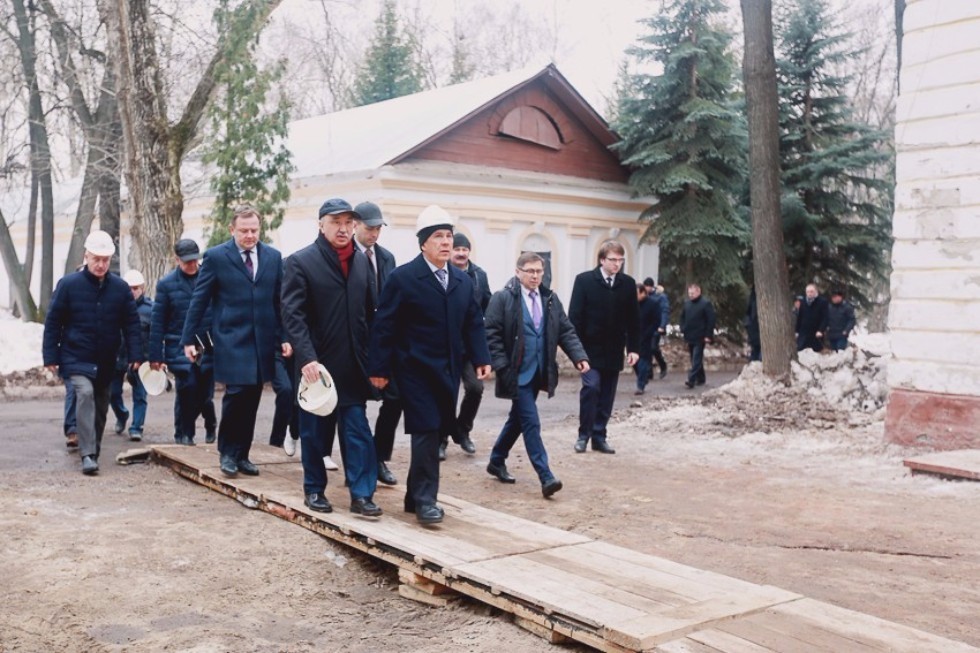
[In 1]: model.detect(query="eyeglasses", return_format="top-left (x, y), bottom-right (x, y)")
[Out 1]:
top-left (604, 257), bottom-right (625, 264)
top-left (518, 268), bottom-right (545, 276)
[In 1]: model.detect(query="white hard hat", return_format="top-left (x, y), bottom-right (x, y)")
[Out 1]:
top-left (297, 363), bottom-right (338, 416)
top-left (415, 205), bottom-right (456, 236)
top-left (84, 230), bottom-right (115, 256)
top-left (123, 270), bottom-right (146, 287)
top-left (138, 362), bottom-right (169, 396)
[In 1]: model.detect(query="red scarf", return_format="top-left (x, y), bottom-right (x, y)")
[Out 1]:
top-left (333, 241), bottom-right (354, 278)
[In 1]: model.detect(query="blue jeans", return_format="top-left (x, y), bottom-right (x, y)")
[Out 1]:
top-left (687, 342), bottom-right (706, 385)
top-left (300, 404), bottom-right (377, 500)
top-left (578, 368), bottom-right (619, 443)
top-left (490, 383), bottom-right (554, 484)
top-left (634, 356), bottom-right (653, 391)
top-left (829, 337), bottom-right (848, 351)
top-left (110, 372), bottom-right (129, 423)
top-left (63, 380), bottom-right (77, 435)
top-left (109, 370), bottom-right (148, 433)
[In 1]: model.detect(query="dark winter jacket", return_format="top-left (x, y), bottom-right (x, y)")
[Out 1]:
top-left (117, 294), bottom-right (154, 370)
top-left (460, 261), bottom-right (492, 312)
top-left (43, 269), bottom-right (142, 383)
top-left (356, 241), bottom-right (396, 309)
top-left (796, 295), bottom-right (829, 338)
top-left (568, 267), bottom-right (640, 370)
top-left (637, 297), bottom-right (660, 358)
top-left (150, 268), bottom-right (213, 374)
top-left (680, 295), bottom-right (717, 343)
top-left (826, 300), bottom-right (856, 339)
top-left (282, 234), bottom-right (374, 407)
top-left (652, 290), bottom-right (670, 330)
top-left (485, 278), bottom-right (588, 399)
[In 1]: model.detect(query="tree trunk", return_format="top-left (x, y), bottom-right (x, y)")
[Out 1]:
top-left (740, 0), bottom-right (795, 380)
top-left (24, 170), bottom-right (37, 285)
top-left (12, 0), bottom-right (55, 311)
top-left (0, 206), bottom-right (39, 321)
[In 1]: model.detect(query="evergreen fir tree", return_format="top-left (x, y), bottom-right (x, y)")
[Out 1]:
top-left (350, 0), bottom-right (424, 107)
top-left (202, 0), bottom-right (294, 247)
top-left (612, 0), bottom-right (749, 329)
top-left (776, 0), bottom-right (892, 307)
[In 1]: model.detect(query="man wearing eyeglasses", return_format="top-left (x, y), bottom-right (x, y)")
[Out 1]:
top-left (568, 240), bottom-right (640, 454)
top-left (484, 252), bottom-right (589, 497)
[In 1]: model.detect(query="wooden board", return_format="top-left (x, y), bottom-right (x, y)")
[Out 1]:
top-left (903, 449), bottom-right (980, 481)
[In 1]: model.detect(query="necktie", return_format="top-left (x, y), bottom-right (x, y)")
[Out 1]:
top-left (607, 276), bottom-right (614, 288)
top-left (435, 268), bottom-right (448, 290)
top-left (365, 247), bottom-right (378, 285)
top-left (243, 249), bottom-right (254, 280)
top-left (530, 290), bottom-right (542, 330)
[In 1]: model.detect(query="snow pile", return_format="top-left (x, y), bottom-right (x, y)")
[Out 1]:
top-left (0, 310), bottom-right (44, 374)
top-left (793, 339), bottom-right (889, 413)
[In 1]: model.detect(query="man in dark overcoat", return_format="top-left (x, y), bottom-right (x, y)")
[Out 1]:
top-left (568, 240), bottom-right (640, 455)
top-left (43, 230), bottom-right (142, 475)
top-left (484, 252), bottom-right (589, 497)
top-left (150, 239), bottom-right (215, 445)
top-left (282, 198), bottom-right (381, 517)
top-left (353, 201), bottom-right (400, 486)
top-left (796, 283), bottom-right (830, 352)
top-left (367, 205), bottom-right (491, 525)
top-left (181, 206), bottom-right (290, 477)
top-left (680, 283), bottom-right (717, 388)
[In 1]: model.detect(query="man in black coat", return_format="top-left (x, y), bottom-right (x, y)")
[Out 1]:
top-left (795, 283), bottom-right (829, 352)
top-left (367, 205), bottom-right (491, 525)
top-left (569, 240), bottom-right (640, 455)
top-left (633, 283), bottom-right (659, 395)
top-left (43, 230), bottom-right (142, 475)
top-left (826, 288), bottom-right (857, 351)
top-left (150, 239), bottom-right (217, 446)
top-left (680, 284), bottom-right (717, 388)
top-left (282, 198), bottom-right (381, 517)
top-left (181, 206), bottom-right (291, 477)
top-left (353, 201), bottom-right (400, 486)
top-left (484, 253), bottom-right (589, 497)
top-left (442, 232), bottom-right (492, 460)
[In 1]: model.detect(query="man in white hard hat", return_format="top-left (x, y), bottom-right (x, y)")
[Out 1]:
top-left (43, 230), bottom-right (143, 475)
top-left (106, 270), bottom-right (154, 441)
top-left (367, 205), bottom-right (491, 525)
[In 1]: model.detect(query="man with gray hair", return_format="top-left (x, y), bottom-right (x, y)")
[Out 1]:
top-left (43, 230), bottom-right (142, 475)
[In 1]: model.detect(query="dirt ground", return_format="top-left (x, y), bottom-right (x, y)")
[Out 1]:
top-left (1, 368), bottom-right (978, 652)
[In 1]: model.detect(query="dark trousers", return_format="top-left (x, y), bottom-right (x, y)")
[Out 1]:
top-left (270, 355), bottom-right (297, 446)
top-left (490, 383), bottom-right (554, 484)
top-left (578, 367), bottom-right (619, 443)
top-left (797, 333), bottom-right (824, 352)
top-left (652, 333), bottom-right (667, 371)
top-left (454, 362), bottom-right (483, 441)
top-left (173, 365), bottom-right (214, 442)
top-left (109, 372), bottom-right (129, 424)
top-left (405, 430), bottom-right (440, 511)
top-left (687, 342), bottom-right (706, 385)
top-left (299, 405), bottom-right (376, 499)
top-left (829, 337), bottom-right (848, 351)
top-left (218, 384), bottom-right (263, 460)
top-left (68, 375), bottom-right (111, 458)
top-left (110, 370), bottom-right (148, 434)
top-left (634, 356), bottom-right (653, 391)
top-left (63, 380), bottom-right (77, 435)
top-left (374, 381), bottom-right (402, 463)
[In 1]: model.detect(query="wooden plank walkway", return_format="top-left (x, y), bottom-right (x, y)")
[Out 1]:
top-left (147, 443), bottom-right (977, 653)
top-left (904, 449), bottom-right (980, 481)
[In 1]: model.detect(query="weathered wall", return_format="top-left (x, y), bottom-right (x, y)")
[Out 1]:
top-left (886, 0), bottom-right (980, 448)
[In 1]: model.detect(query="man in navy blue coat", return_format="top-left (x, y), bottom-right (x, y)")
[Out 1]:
top-left (150, 239), bottom-right (215, 445)
top-left (43, 230), bottom-right (142, 475)
top-left (181, 206), bottom-right (291, 477)
top-left (368, 205), bottom-right (491, 525)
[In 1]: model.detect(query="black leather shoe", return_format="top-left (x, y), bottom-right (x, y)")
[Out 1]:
top-left (592, 440), bottom-right (616, 454)
top-left (378, 462), bottom-right (397, 486)
top-left (237, 459), bottom-right (260, 475)
top-left (350, 497), bottom-right (383, 517)
top-left (458, 436), bottom-right (476, 454)
top-left (486, 462), bottom-right (516, 484)
top-left (684, 381), bottom-right (695, 389)
top-left (114, 416), bottom-right (128, 435)
top-left (574, 438), bottom-right (588, 453)
top-left (416, 504), bottom-right (444, 525)
top-left (659, 367), bottom-right (668, 379)
top-left (542, 478), bottom-right (563, 498)
top-left (438, 443), bottom-right (447, 461)
top-left (695, 379), bottom-right (706, 386)
top-left (219, 454), bottom-right (238, 476)
top-left (205, 430), bottom-right (216, 444)
top-left (305, 493), bottom-right (333, 513)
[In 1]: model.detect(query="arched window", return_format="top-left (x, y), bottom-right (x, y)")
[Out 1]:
top-left (498, 106), bottom-right (563, 150)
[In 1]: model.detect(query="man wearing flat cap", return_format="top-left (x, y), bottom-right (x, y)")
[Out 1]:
top-left (43, 230), bottom-right (142, 475)
top-left (353, 201), bottom-right (401, 487)
top-left (182, 206), bottom-right (290, 477)
top-left (150, 238), bottom-right (217, 446)
top-left (368, 205), bottom-right (492, 525)
top-left (282, 198), bottom-right (381, 517)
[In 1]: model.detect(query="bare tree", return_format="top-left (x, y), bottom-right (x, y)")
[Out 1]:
top-left (103, 0), bottom-right (284, 290)
top-left (740, 0), bottom-right (795, 379)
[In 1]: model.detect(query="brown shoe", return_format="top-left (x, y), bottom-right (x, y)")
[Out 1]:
top-left (66, 432), bottom-right (79, 449)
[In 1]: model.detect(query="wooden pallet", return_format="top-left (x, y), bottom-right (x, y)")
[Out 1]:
top-left (904, 449), bottom-right (980, 481)
top-left (147, 444), bottom-right (977, 653)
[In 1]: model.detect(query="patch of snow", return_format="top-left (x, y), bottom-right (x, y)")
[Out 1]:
top-left (0, 309), bottom-right (44, 374)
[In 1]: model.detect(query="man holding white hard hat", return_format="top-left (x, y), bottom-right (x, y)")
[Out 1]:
top-left (367, 205), bottom-right (491, 525)
top-left (43, 230), bottom-right (142, 475)
top-left (282, 198), bottom-right (381, 517)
